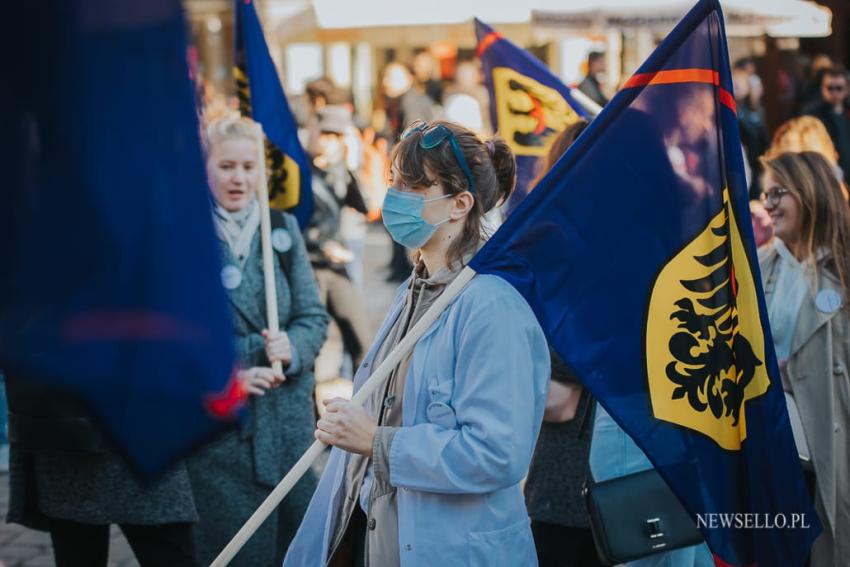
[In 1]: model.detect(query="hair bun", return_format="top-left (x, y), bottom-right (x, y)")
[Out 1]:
top-left (486, 137), bottom-right (517, 207)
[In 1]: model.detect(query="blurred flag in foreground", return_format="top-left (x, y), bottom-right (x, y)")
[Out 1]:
top-left (470, 0), bottom-right (820, 565)
top-left (235, 0), bottom-right (313, 228)
top-left (0, 0), bottom-right (240, 479)
top-left (475, 18), bottom-right (591, 215)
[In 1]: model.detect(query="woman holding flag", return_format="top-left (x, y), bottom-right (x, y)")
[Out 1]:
top-left (284, 120), bottom-right (550, 567)
top-left (188, 117), bottom-right (329, 566)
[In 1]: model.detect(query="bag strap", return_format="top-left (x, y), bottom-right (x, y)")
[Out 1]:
top-left (582, 402), bottom-right (598, 493)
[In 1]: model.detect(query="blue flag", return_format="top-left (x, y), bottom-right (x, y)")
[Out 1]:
top-left (0, 1), bottom-right (241, 479)
top-left (475, 18), bottom-right (591, 216)
top-left (235, 0), bottom-right (313, 229)
top-left (470, 1), bottom-right (820, 565)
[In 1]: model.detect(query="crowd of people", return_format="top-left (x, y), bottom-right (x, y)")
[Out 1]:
top-left (1, 48), bottom-right (849, 567)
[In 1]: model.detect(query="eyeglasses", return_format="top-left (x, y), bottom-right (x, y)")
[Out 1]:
top-left (761, 186), bottom-right (791, 207)
top-left (401, 120), bottom-right (475, 194)
top-left (826, 84), bottom-right (846, 93)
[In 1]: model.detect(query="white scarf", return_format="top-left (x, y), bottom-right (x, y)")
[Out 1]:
top-left (766, 239), bottom-right (815, 363)
top-left (212, 199), bottom-right (260, 267)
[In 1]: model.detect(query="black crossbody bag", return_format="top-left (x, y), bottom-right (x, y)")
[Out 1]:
top-left (583, 457), bottom-right (704, 564)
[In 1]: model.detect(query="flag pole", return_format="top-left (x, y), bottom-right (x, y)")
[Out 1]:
top-left (255, 126), bottom-right (283, 375)
top-left (210, 265), bottom-right (478, 567)
top-left (569, 87), bottom-right (603, 117)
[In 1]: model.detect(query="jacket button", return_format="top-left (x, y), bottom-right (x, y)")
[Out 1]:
top-left (834, 363), bottom-right (845, 375)
top-left (404, 544), bottom-right (412, 551)
top-left (364, 362), bottom-right (369, 368)
top-left (368, 518), bottom-right (376, 530)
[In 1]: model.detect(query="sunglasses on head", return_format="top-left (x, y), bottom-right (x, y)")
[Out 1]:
top-left (400, 120), bottom-right (476, 194)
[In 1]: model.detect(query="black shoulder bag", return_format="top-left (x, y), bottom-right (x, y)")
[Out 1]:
top-left (582, 431), bottom-right (704, 564)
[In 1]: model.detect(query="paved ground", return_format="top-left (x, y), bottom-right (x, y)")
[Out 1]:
top-left (0, 224), bottom-right (398, 567)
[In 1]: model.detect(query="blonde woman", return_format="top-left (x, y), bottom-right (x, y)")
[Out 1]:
top-left (187, 117), bottom-right (328, 566)
top-left (764, 116), bottom-right (840, 174)
top-left (759, 151), bottom-right (850, 567)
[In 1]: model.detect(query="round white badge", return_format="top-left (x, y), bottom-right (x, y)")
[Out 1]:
top-left (220, 265), bottom-right (242, 290)
top-left (272, 229), bottom-right (292, 253)
top-left (815, 289), bottom-right (842, 314)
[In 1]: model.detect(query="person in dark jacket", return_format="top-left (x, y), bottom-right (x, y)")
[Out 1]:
top-left (577, 52), bottom-right (609, 108)
top-left (807, 68), bottom-right (850, 178)
top-left (6, 381), bottom-right (200, 566)
top-left (733, 69), bottom-right (770, 199)
top-left (305, 105), bottom-right (372, 370)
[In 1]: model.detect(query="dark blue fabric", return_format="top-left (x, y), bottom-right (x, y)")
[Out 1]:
top-left (0, 0), bottom-right (237, 479)
top-left (0, 372), bottom-right (7, 446)
top-left (470, 1), bottom-right (819, 565)
top-left (236, 0), bottom-right (313, 228)
top-left (475, 18), bottom-right (590, 216)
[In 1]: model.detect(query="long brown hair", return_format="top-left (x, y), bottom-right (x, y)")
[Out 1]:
top-left (761, 151), bottom-right (850, 304)
top-left (530, 119), bottom-right (589, 190)
top-left (390, 120), bottom-right (516, 267)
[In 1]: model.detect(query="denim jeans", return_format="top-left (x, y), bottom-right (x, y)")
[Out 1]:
top-left (589, 404), bottom-right (713, 567)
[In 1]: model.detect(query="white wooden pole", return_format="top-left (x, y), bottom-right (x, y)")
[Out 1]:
top-left (569, 87), bottom-right (603, 117)
top-left (254, 125), bottom-right (283, 374)
top-left (210, 265), bottom-right (478, 567)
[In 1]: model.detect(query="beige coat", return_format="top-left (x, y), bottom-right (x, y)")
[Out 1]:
top-left (760, 245), bottom-right (850, 567)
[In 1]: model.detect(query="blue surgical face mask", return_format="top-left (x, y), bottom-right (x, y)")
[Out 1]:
top-left (382, 187), bottom-right (452, 249)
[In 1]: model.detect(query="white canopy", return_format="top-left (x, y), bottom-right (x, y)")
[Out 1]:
top-left (311, 0), bottom-right (527, 28)
top-left (305, 0), bottom-right (830, 37)
top-left (531, 0), bottom-right (831, 38)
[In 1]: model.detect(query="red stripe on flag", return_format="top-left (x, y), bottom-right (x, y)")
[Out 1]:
top-left (62, 310), bottom-right (206, 342)
top-left (205, 369), bottom-right (248, 420)
top-left (712, 554), bottom-right (757, 567)
top-left (477, 32), bottom-right (502, 57)
top-left (623, 68), bottom-right (736, 113)
top-left (718, 88), bottom-right (737, 113)
top-left (624, 68), bottom-right (718, 88)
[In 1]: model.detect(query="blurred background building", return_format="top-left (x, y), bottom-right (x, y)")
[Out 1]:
top-left (184, 0), bottom-right (842, 134)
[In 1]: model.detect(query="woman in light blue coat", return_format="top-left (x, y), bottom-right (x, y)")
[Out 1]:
top-left (284, 120), bottom-right (550, 567)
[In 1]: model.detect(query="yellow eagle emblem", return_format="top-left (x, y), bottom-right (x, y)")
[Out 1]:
top-left (646, 188), bottom-right (770, 450)
top-left (234, 65), bottom-right (301, 211)
top-left (492, 67), bottom-right (580, 157)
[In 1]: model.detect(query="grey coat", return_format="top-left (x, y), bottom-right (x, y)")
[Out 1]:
top-left (187, 211), bottom-right (329, 566)
top-left (524, 349), bottom-right (596, 528)
top-left (760, 245), bottom-right (850, 567)
top-left (6, 448), bottom-right (198, 529)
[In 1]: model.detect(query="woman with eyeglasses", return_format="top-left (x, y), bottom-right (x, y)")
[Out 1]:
top-left (284, 120), bottom-right (550, 567)
top-left (759, 151), bottom-right (850, 567)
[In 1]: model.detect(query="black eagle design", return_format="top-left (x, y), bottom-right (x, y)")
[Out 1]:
top-left (664, 212), bottom-right (762, 426)
top-left (234, 63), bottom-right (292, 204)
